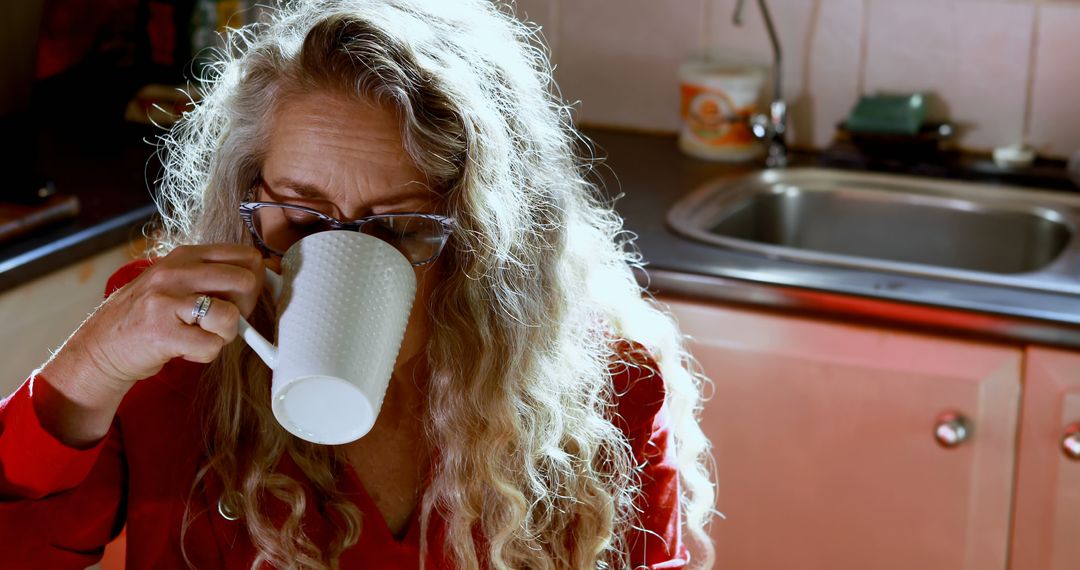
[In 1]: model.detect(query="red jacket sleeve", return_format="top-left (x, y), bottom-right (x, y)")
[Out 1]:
top-left (0, 378), bottom-right (114, 500)
top-left (0, 256), bottom-right (154, 567)
top-left (611, 341), bottom-right (690, 569)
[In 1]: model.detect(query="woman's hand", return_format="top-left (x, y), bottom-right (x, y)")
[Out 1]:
top-left (34, 244), bottom-right (268, 447)
top-left (78, 244), bottom-right (267, 383)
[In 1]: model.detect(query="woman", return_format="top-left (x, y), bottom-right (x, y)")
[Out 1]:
top-left (0, 0), bottom-right (715, 568)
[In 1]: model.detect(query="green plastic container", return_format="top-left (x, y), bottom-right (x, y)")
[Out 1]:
top-left (845, 93), bottom-right (927, 136)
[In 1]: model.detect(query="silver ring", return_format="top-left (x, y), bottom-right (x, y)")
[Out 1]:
top-left (192, 295), bottom-right (212, 326)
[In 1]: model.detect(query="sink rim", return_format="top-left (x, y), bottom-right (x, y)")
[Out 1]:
top-left (750, 182), bottom-right (1077, 231)
top-left (667, 167), bottom-right (1080, 295)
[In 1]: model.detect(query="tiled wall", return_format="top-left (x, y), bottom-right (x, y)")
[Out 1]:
top-left (514, 0), bottom-right (1080, 159)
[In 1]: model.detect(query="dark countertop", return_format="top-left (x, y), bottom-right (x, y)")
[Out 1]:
top-left (0, 124), bottom-right (160, 292)
top-left (3, 124), bottom-right (1079, 347)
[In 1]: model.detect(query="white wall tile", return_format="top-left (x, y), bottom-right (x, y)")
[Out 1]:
top-left (546, 0), bottom-right (1078, 156)
top-left (706, 0), bottom-right (817, 146)
top-left (863, 0), bottom-right (1034, 152)
top-left (556, 0), bottom-right (707, 131)
top-left (1029, 4), bottom-right (1080, 159)
top-left (805, 0), bottom-right (864, 149)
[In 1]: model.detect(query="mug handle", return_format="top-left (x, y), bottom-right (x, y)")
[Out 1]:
top-left (236, 267), bottom-right (283, 369)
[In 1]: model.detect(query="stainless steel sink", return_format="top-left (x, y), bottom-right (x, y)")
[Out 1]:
top-left (667, 167), bottom-right (1080, 294)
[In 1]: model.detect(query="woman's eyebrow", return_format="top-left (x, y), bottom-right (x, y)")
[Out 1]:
top-left (270, 176), bottom-right (431, 204)
top-left (271, 177), bottom-right (330, 199)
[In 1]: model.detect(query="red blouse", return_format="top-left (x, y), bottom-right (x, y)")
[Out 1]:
top-left (0, 258), bottom-right (688, 569)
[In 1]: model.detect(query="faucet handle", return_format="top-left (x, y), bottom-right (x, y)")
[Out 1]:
top-left (768, 100), bottom-right (787, 134)
top-left (750, 112), bottom-right (771, 140)
top-left (750, 101), bottom-right (787, 138)
top-left (749, 100), bottom-right (788, 168)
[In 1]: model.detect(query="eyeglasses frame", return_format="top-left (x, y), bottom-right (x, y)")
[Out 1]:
top-left (238, 189), bottom-right (456, 267)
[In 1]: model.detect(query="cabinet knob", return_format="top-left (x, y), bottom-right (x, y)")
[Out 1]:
top-left (1062, 424), bottom-right (1080, 461)
top-left (934, 412), bottom-right (971, 448)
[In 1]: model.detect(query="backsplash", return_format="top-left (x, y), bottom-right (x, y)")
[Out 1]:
top-left (514, 0), bottom-right (1080, 159)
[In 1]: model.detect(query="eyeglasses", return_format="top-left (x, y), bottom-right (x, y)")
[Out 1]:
top-left (238, 183), bottom-right (455, 266)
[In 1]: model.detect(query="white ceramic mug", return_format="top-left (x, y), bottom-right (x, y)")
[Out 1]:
top-left (236, 231), bottom-right (417, 445)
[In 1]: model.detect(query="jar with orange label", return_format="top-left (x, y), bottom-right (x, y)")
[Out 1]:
top-left (678, 61), bottom-right (766, 162)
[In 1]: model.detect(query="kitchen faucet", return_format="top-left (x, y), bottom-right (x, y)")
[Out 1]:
top-left (733, 0), bottom-right (787, 168)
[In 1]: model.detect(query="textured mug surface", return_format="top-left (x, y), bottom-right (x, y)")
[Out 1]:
top-left (270, 231), bottom-right (417, 444)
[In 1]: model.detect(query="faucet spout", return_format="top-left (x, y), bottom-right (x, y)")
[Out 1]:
top-left (733, 0), bottom-right (787, 168)
top-left (732, 0), bottom-right (782, 102)
top-left (732, 0), bottom-right (748, 24)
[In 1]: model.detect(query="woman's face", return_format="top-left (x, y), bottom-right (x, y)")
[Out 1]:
top-left (260, 90), bottom-right (443, 383)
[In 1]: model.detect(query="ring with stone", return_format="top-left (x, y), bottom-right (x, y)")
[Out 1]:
top-left (192, 294), bottom-right (213, 326)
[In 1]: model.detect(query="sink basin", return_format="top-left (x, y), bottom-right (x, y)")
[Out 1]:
top-left (667, 168), bottom-right (1080, 294)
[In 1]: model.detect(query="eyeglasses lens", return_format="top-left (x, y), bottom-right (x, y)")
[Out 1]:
top-left (252, 205), bottom-right (444, 264)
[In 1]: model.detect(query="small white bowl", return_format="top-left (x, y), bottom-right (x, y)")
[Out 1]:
top-left (992, 144), bottom-right (1036, 170)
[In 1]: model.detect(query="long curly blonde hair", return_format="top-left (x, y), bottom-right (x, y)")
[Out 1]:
top-left (145, 0), bottom-right (715, 568)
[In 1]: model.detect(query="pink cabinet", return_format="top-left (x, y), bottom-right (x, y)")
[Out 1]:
top-left (660, 296), bottom-right (1022, 570)
top-left (0, 239), bottom-right (146, 397)
top-left (1010, 347), bottom-right (1080, 570)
